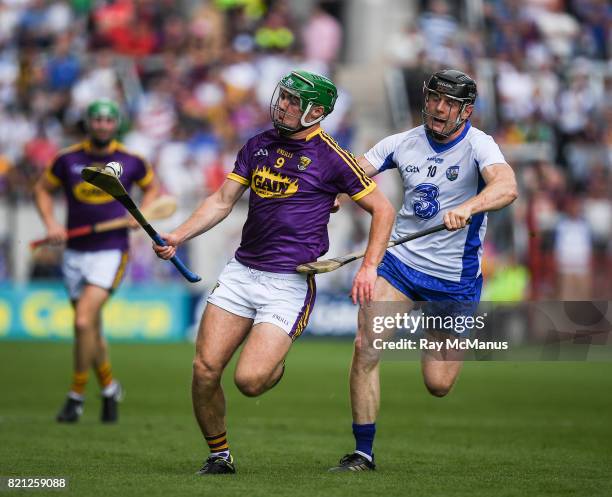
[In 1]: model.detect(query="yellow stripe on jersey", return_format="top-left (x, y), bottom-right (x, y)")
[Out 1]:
top-left (83, 139), bottom-right (119, 154)
top-left (59, 142), bottom-right (87, 155)
top-left (350, 181), bottom-right (376, 202)
top-left (321, 131), bottom-right (372, 186)
top-left (44, 168), bottom-right (62, 187)
top-left (319, 131), bottom-right (373, 190)
top-left (43, 142), bottom-right (89, 188)
top-left (305, 127), bottom-right (322, 141)
top-left (227, 172), bottom-right (250, 186)
top-left (66, 142), bottom-right (85, 153)
top-left (111, 252), bottom-right (129, 290)
top-left (136, 166), bottom-right (154, 188)
top-left (45, 142), bottom-right (87, 173)
top-left (112, 143), bottom-right (154, 187)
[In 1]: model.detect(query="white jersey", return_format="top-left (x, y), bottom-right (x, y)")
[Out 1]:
top-left (365, 122), bottom-right (506, 282)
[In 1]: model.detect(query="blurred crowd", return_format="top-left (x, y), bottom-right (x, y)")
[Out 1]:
top-left (0, 0), bottom-right (610, 300)
top-left (0, 0), bottom-right (348, 281)
top-left (0, 0), bottom-right (348, 203)
top-left (388, 0), bottom-right (611, 299)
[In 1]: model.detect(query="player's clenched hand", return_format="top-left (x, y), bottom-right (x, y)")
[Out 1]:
top-left (443, 205), bottom-right (472, 231)
top-left (46, 221), bottom-right (67, 244)
top-left (152, 232), bottom-right (180, 260)
top-left (351, 263), bottom-right (377, 305)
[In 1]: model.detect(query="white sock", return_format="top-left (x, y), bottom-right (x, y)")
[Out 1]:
top-left (355, 450), bottom-right (373, 462)
top-left (102, 380), bottom-right (118, 397)
top-left (68, 391), bottom-right (84, 401)
top-left (212, 450), bottom-right (230, 460)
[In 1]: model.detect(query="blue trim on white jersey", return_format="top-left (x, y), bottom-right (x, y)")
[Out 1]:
top-left (425, 120), bottom-right (471, 153)
top-left (378, 152), bottom-right (397, 172)
top-left (460, 163), bottom-right (486, 281)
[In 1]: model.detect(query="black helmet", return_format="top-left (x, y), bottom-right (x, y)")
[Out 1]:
top-left (422, 69), bottom-right (477, 140)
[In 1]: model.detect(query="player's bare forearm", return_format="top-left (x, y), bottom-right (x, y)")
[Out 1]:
top-left (33, 188), bottom-right (55, 228)
top-left (467, 168), bottom-right (518, 214)
top-left (171, 179), bottom-right (247, 244)
top-left (154, 180), bottom-right (247, 260)
top-left (361, 200), bottom-right (395, 268)
top-left (352, 188), bottom-right (396, 304)
top-left (33, 176), bottom-right (67, 243)
top-left (33, 178), bottom-right (61, 228)
top-left (170, 197), bottom-right (228, 243)
top-left (444, 163), bottom-right (517, 230)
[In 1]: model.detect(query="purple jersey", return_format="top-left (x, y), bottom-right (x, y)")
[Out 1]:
top-left (229, 128), bottom-right (376, 272)
top-left (45, 140), bottom-right (153, 252)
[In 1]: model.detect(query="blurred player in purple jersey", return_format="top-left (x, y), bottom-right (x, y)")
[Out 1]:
top-left (153, 70), bottom-right (395, 475)
top-left (33, 99), bottom-right (159, 424)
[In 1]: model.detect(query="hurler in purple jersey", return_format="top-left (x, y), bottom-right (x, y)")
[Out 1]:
top-left (153, 70), bottom-right (396, 475)
top-left (34, 100), bottom-right (159, 425)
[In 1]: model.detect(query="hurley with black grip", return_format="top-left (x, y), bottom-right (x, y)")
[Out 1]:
top-left (81, 166), bottom-right (201, 283)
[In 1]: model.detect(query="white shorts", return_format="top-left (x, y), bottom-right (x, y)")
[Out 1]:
top-left (62, 248), bottom-right (129, 300)
top-left (207, 258), bottom-right (316, 340)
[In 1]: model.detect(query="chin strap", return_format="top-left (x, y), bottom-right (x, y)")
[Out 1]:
top-left (274, 122), bottom-right (304, 136)
top-left (299, 102), bottom-right (325, 128)
top-left (274, 109), bottom-right (325, 136)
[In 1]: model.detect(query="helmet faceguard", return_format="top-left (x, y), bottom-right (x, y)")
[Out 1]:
top-left (270, 70), bottom-right (337, 135)
top-left (422, 69), bottom-right (477, 141)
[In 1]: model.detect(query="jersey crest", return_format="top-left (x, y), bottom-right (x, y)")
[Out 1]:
top-left (446, 165), bottom-right (459, 181)
top-left (298, 156), bottom-right (312, 171)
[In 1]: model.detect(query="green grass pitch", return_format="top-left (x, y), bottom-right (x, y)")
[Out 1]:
top-left (1, 340), bottom-right (611, 497)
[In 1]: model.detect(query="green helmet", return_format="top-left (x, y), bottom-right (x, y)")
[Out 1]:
top-left (86, 99), bottom-right (121, 123)
top-left (85, 99), bottom-right (121, 145)
top-left (271, 70), bottom-right (338, 134)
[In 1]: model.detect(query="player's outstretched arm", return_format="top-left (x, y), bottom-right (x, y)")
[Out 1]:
top-left (33, 174), bottom-right (67, 244)
top-left (153, 179), bottom-right (247, 260)
top-left (444, 163), bottom-right (518, 230)
top-left (350, 188), bottom-right (396, 305)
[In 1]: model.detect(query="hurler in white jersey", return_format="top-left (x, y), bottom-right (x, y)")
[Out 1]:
top-left (330, 69), bottom-right (518, 472)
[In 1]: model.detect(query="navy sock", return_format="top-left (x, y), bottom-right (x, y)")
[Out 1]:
top-left (352, 422), bottom-right (376, 457)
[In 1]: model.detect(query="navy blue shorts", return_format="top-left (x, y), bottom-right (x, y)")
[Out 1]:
top-left (377, 251), bottom-right (482, 330)
top-left (377, 251), bottom-right (483, 302)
